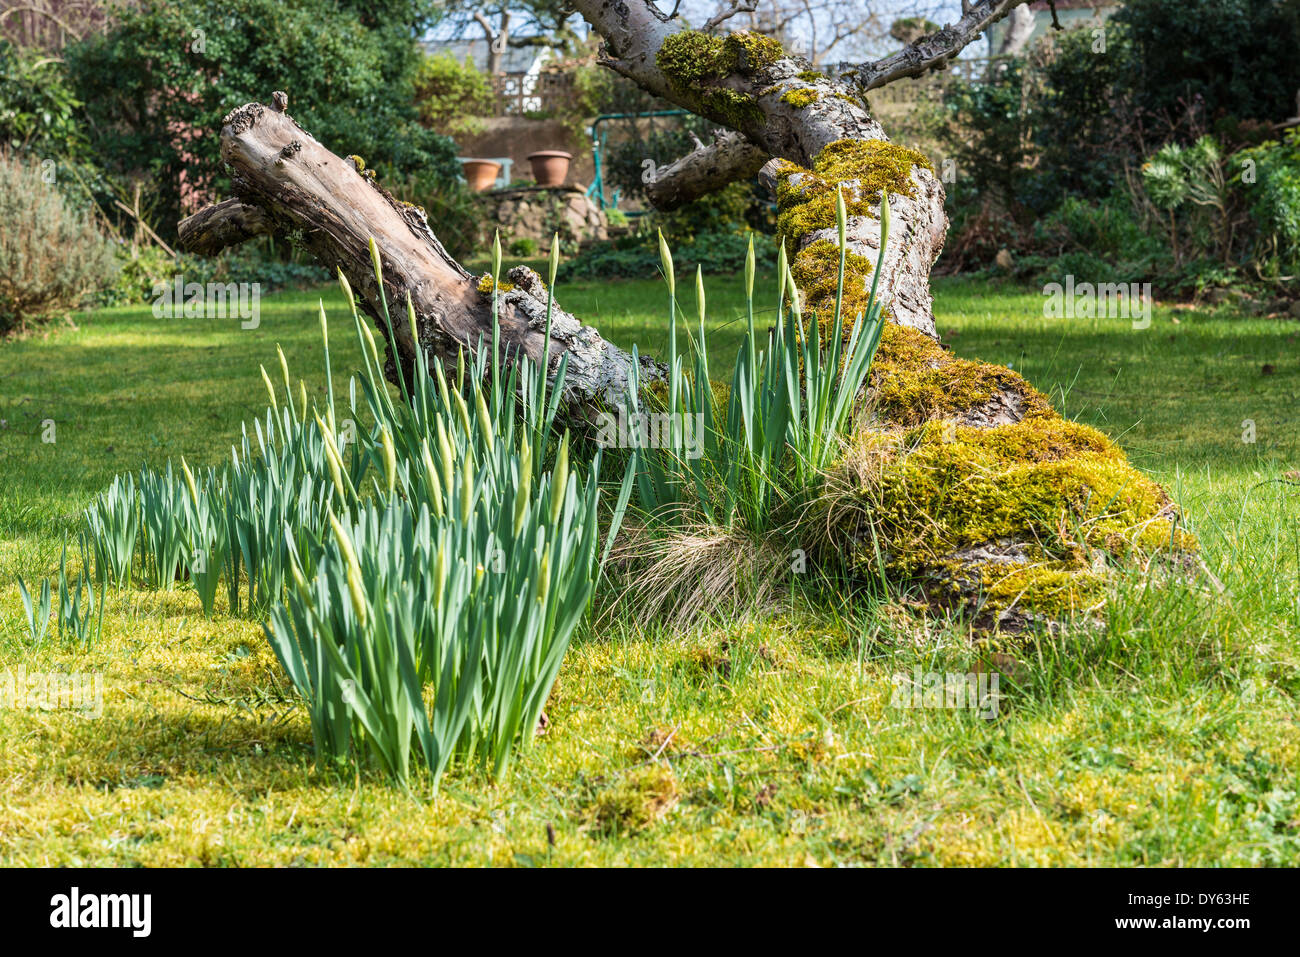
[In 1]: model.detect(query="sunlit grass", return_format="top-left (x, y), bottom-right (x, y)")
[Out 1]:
top-left (0, 271), bottom-right (1297, 866)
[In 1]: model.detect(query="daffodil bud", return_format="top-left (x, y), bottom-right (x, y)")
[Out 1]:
top-left (879, 190), bottom-right (891, 253)
top-left (380, 425), bottom-right (396, 495)
top-left (260, 365), bottom-right (278, 414)
top-left (337, 267), bottom-right (354, 307)
top-left (368, 236), bottom-right (384, 288)
top-left (744, 234), bottom-right (755, 301)
top-left (550, 436), bottom-right (569, 527)
top-left (658, 229), bottom-right (675, 298)
top-left (836, 188), bottom-right (848, 253)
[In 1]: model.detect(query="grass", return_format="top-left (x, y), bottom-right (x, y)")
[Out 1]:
top-left (1, 269), bottom-right (1297, 866)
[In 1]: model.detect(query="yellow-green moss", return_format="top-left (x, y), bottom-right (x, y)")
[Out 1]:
top-left (790, 238), bottom-right (875, 336)
top-left (776, 139), bottom-right (932, 243)
top-left (655, 30), bottom-right (784, 131)
top-left (588, 766), bottom-right (680, 836)
top-left (840, 413), bottom-right (1191, 586)
top-left (476, 274), bottom-right (515, 295)
top-left (976, 564), bottom-right (1104, 621)
top-left (870, 324), bottom-right (1055, 426)
top-left (781, 87), bottom-right (822, 109)
top-left (797, 69), bottom-right (827, 83)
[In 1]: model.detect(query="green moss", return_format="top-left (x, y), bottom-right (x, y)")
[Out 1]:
top-left (776, 139), bottom-right (932, 244)
top-left (728, 31), bottom-right (783, 69)
top-left (830, 409), bottom-right (1194, 624)
top-left (655, 30), bottom-right (784, 131)
top-left (870, 324), bottom-right (1055, 427)
top-left (476, 274), bottom-right (515, 295)
top-left (797, 69), bottom-right (827, 83)
top-left (975, 564), bottom-right (1104, 622)
top-left (781, 87), bottom-right (822, 109)
top-left (588, 766), bottom-right (680, 836)
top-left (790, 239), bottom-right (875, 337)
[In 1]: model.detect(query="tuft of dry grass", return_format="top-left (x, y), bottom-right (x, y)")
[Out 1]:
top-left (603, 521), bottom-right (791, 627)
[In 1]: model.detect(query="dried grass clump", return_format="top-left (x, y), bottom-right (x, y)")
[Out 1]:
top-left (605, 521), bottom-right (790, 627)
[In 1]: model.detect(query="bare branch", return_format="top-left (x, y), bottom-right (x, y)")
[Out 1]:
top-left (177, 199), bottom-right (272, 257)
top-left (851, 0), bottom-right (1032, 91)
top-left (704, 0), bottom-right (758, 33)
top-left (644, 130), bottom-right (768, 211)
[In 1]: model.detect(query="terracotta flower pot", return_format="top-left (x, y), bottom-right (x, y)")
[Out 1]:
top-left (462, 159), bottom-right (502, 193)
top-left (527, 150), bottom-right (572, 187)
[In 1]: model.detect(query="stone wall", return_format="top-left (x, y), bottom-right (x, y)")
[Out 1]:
top-left (482, 186), bottom-right (607, 248)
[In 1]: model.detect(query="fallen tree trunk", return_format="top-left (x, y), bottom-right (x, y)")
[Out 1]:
top-left (178, 97), bottom-right (655, 408)
top-left (177, 1), bottom-right (1196, 632)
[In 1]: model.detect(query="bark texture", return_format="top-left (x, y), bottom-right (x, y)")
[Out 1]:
top-left (177, 101), bottom-right (654, 409)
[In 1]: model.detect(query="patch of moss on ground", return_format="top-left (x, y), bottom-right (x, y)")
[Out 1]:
top-left (588, 765), bottom-right (680, 836)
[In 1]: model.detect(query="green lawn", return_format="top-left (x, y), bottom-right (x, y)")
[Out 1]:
top-left (1, 269), bottom-right (1297, 865)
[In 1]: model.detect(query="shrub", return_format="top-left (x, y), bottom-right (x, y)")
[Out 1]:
top-left (0, 39), bottom-right (89, 160)
top-left (100, 241), bottom-right (328, 307)
top-left (0, 152), bottom-right (117, 334)
top-left (1115, 0), bottom-right (1300, 129)
top-left (1236, 130), bottom-right (1300, 275)
top-left (414, 52), bottom-right (495, 137)
top-left (65, 0), bottom-right (460, 240)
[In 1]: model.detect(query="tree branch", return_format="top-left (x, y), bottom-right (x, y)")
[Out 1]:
top-left (703, 0), bottom-right (759, 34)
top-left (644, 130), bottom-right (768, 211)
top-left (851, 0), bottom-right (1032, 91)
top-left (178, 199), bottom-right (273, 256)
top-left (572, 0), bottom-right (944, 336)
top-left (178, 99), bottom-right (650, 410)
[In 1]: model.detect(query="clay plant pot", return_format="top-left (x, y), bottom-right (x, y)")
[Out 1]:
top-left (526, 150), bottom-right (572, 187)
top-left (461, 159), bottom-right (502, 193)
